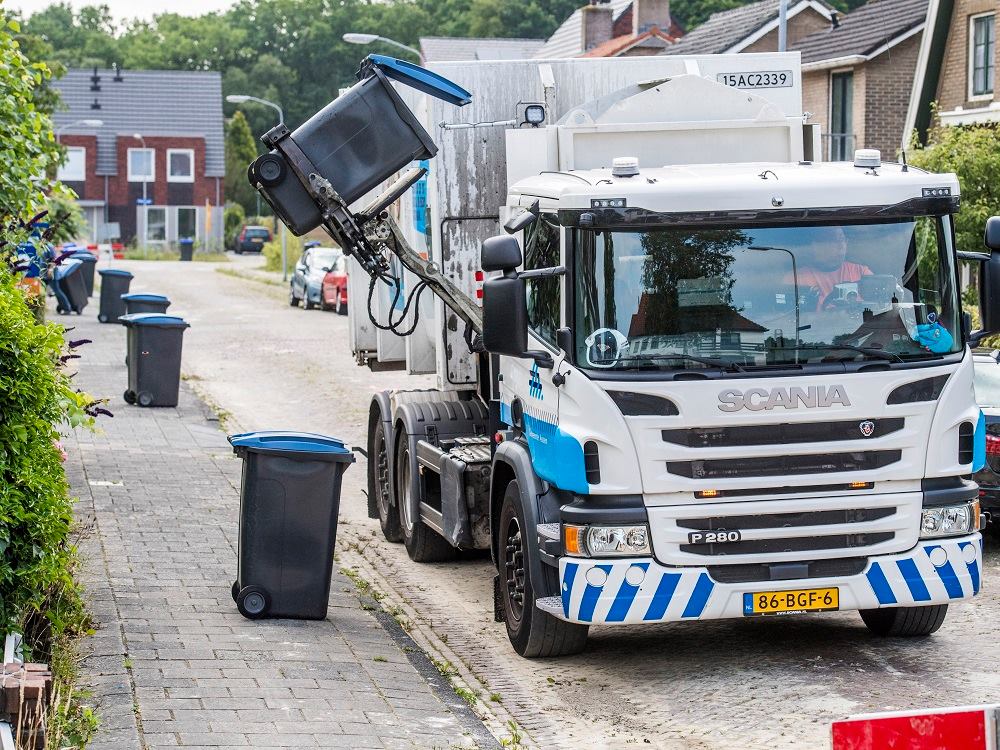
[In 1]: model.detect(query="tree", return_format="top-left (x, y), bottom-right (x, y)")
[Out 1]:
top-left (225, 111), bottom-right (259, 214)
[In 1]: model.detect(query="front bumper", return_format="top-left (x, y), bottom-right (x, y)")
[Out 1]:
top-left (548, 535), bottom-right (982, 625)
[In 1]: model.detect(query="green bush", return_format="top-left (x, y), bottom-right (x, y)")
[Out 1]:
top-left (262, 230), bottom-right (300, 274)
top-left (224, 204), bottom-right (245, 250)
top-left (0, 269), bottom-right (93, 636)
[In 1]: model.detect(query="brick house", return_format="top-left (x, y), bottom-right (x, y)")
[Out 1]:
top-left (905, 0), bottom-right (1000, 140)
top-left (52, 68), bottom-right (225, 248)
top-left (535, 0), bottom-right (684, 58)
top-left (793, 0), bottom-right (928, 161)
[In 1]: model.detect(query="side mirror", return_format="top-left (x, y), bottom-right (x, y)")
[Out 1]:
top-left (482, 275), bottom-right (529, 357)
top-left (981, 248), bottom-right (1000, 334)
top-left (503, 199), bottom-right (540, 235)
top-left (481, 235), bottom-right (522, 273)
top-left (985, 216), bottom-right (1000, 251)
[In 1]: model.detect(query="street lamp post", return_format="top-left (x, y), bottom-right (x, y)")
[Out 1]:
top-left (132, 134), bottom-right (148, 251)
top-left (226, 93), bottom-right (289, 280)
top-left (55, 118), bottom-right (103, 143)
top-left (342, 32), bottom-right (422, 62)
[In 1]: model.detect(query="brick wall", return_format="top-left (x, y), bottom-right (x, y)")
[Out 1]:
top-left (59, 134), bottom-right (99, 201)
top-left (864, 32), bottom-right (921, 157)
top-left (937, 0), bottom-right (1000, 112)
top-left (742, 9), bottom-right (830, 52)
top-left (802, 69), bottom-right (829, 138)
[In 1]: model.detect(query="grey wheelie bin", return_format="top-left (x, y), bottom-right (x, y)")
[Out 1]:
top-left (98, 268), bottom-right (133, 322)
top-left (227, 431), bottom-right (354, 620)
top-left (122, 293), bottom-right (171, 317)
top-left (53, 258), bottom-right (89, 315)
top-left (120, 313), bottom-right (189, 407)
top-left (70, 250), bottom-right (97, 296)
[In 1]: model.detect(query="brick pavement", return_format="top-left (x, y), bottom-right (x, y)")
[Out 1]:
top-left (61, 305), bottom-right (497, 750)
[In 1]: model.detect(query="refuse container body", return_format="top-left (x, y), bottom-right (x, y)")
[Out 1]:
top-left (227, 431), bottom-right (355, 620)
top-left (71, 250), bottom-right (98, 297)
top-left (179, 238), bottom-right (194, 261)
top-left (98, 269), bottom-right (133, 323)
top-left (120, 313), bottom-right (189, 407)
top-left (53, 259), bottom-right (88, 314)
top-left (122, 293), bottom-right (170, 317)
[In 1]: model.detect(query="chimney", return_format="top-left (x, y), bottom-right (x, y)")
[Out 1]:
top-left (632, 0), bottom-right (672, 35)
top-left (830, 10), bottom-right (840, 28)
top-left (582, 1), bottom-right (614, 51)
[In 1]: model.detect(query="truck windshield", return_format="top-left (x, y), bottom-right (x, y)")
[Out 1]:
top-left (574, 217), bottom-right (961, 371)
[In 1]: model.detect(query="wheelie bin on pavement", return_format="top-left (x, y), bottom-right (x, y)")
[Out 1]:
top-left (53, 258), bottom-right (89, 314)
top-left (179, 238), bottom-right (194, 261)
top-left (227, 431), bottom-right (354, 620)
top-left (120, 313), bottom-right (189, 407)
top-left (71, 250), bottom-right (98, 296)
top-left (98, 269), bottom-right (133, 322)
top-left (122, 293), bottom-right (170, 317)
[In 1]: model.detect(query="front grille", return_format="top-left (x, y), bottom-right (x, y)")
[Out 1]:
top-left (708, 557), bottom-right (868, 583)
top-left (681, 531), bottom-right (894, 556)
top-left (667, 450), bottom-right (901, 479)
top-left (662, 418), bottom-right (904, 448)
top-left (678, 506), bottom-right (895, 531)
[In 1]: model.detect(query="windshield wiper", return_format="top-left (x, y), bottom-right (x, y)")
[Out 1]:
top-left (773, 343), bottom-right (904, 363)
top-left (616, 353), bottom-right (746, 371)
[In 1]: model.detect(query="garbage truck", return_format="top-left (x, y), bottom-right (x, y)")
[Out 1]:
top-left (248, 51), bottom-right (998, 657)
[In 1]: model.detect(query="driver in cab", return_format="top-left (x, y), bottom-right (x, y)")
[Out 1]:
top-left (796, 226), bottom-right (871, 310)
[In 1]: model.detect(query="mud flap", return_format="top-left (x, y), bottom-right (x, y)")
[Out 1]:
top-left (441, 453), bottom-right (474, 548)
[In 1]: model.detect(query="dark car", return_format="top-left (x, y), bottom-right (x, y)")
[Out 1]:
top-left (973, 348), bottom-right (1000, 531)
top-left (289, 246), bottom-right (342, 310)
top-left (234, 225), bottom-right (272, 254)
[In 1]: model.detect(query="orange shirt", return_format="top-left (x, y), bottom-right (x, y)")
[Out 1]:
top-left (797, 262), bottom-right (872, 307)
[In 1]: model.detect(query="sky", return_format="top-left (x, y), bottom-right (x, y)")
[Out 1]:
top-left (9, 0), bottom-right (236, 22)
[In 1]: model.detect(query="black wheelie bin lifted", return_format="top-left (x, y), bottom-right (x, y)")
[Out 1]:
top-left (98, 268), bottom-right (133, 322)
top-left (227, 431), bottom-right (354, 620)
top-left (120, 313), bottom-right (190, 407)
top-left (122, 293), bottom-right (171, 317)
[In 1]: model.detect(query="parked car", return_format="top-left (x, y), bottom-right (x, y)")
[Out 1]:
top-left (321, 254), bottom-right (349, 314)
top-left (290, 246), bottom-right (342, 310)
top-left (973, 348), bottom-right (1000, 533)
top-left (234, 225), bottom-right (272, 254)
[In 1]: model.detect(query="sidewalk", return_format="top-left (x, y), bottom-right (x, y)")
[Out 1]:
top-left (61, 305), bottom-right (496, 750)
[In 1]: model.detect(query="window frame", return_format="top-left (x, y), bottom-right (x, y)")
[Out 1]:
top-left (166, 148), bottom-right (195, 183)
top-left (521, 213), bottom-right (563, 350)
top-left (58, 146), bottom-right (86, 182)
top-left (127, 147), bottom-right (155, 182)
top-left (968, 12), bottom-right (995, 101)
top-left (176, 206), bottom-right (198, 240)
top-left (144, 206), bottom-right (167, 243)
top-left (828, 68), bottom-right (854, 162)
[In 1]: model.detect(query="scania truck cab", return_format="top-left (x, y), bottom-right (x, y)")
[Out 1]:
top-left (248, 52), bottom-right (998, 658)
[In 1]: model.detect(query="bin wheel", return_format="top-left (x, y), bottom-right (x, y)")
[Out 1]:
top-left (236, 586), bottom-right (270, 619)
top-left (137, 392), bottom-right (154, 407)
top-left (231, 581), bottom-right (240, 602)
top-left (98, 313), bottom-right (109, 323)
top-left (123, 390), bottom-right (137, 405)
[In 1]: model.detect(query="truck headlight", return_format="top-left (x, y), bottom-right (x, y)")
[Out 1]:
top-left (563, 524), bottom-right (651, 557)
top-left (920, 500), bottom-right (980, 539)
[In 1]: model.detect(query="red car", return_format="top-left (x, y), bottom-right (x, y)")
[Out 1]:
top-left (321, 254), bottom-right (348, 314)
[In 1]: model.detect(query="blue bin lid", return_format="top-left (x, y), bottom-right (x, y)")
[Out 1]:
top-left (119, 313), bottom-right (189, 328)
top-left (71, 250), bottom-right (97, 262)
top-left (228, 431), bottom-right (354, 463)
top-left (363, 55), bottom-right (471, 107)
top-left (121, 293), bottom-right (170, 303)
top-left (99, 268), bottom-right (134, 278)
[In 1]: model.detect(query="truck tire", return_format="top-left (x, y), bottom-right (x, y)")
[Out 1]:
top-left (499, 480), bottom-right (588, 658)
top-left (860, 604), bottom-right (948, 637)
top-left (396, 430), bottom-right (455, 562)
top-left (371, 419), bottom-right (402, 542)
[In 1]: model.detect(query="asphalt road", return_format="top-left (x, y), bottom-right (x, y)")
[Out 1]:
top-left (93, 254), bottom-right (1000, 749)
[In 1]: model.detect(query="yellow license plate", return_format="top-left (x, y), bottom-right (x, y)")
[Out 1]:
top-left (743, 587), bottom-right (839, 616)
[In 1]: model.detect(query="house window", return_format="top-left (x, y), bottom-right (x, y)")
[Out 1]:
top-left (146, 207), bottom-right (166, 242)
top-left (167, 149), bottom-right (194, 183)
top-left (57, 146), bottom-right (86, 182)
top-left (970, 13), bottom-right (995, 99)
top-left (829, 71), bottom-right (854, 161)
top-left (128, 148), bottom-right (155, 182)
top-left (177, 207), bottom-right (197, 240)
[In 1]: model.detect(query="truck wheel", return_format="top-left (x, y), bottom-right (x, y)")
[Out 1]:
top-left (371, 420), bottom-right (401, 542)
top-left (860, 604), bottom-right (948, 636)
top-left (499, 480), bottom-right (588, 658)
top-left (396, 431), bottom-right (455, 562)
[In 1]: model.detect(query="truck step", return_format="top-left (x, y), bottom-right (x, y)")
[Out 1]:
top-left (536, 596), bottom-right (562, 616)
top-left (536, 523), bottom-right (560, 541)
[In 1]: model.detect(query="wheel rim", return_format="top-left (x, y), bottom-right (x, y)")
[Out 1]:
top-left (244, 592), bottom-right (265, 614)
top-left (503, 517), bottom-right (526, 623)
top-left (375, 432), bottom-right (392, 522)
